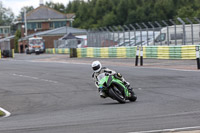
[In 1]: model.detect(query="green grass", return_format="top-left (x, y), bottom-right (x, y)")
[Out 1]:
top-left (0, 110), bottom-right (5, 116)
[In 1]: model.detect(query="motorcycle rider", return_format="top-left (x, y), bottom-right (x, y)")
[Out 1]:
top-left (91, 60), bottom-right (132, 98)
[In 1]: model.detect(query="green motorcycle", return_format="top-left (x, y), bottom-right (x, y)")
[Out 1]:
top-left (97, 73), bottom-right (137, 103)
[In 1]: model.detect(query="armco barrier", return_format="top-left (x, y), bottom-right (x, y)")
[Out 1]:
top-left (144, 46), bottom-right (158, 58)
top-left (46, 48), bottom-right (55, 54)
top-left (46, 48), bottom-right (69, 54)
top-left (181, 45), bottom-right (196, 59)
top-left (55, 48), bottom-right (69, 54)
top-left (77, 47), bottom-right (136, 58)
top-left (46, 46), bottom-right (200, 59)
top-left (169, 46), bottom-right (182, 59)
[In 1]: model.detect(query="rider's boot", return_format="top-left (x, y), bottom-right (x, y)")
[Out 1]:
top-left (99, 90), bottom-right (106, 98)
top-left (123, 81), bottom-right (130, 88)
top-left (123, 81), bottom-right (133, 96)
top-left (99, 88), bottom-right (107, 98)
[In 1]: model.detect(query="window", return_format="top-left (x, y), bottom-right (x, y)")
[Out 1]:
top-left (4, 29), bottom-right (8, 33)
top-left (170, 33), bottom-right (183, 40)
top-left (54, 21), bottom-right (60, 28)
top-left (155, 33), bottom-right (166, 42)
top-left (27, 22), bottom-right (42, 30)
top-left (37, 23), bottom-right (41, 29)
top-left (49, 21), bottom-right (67, 29)
top-left (50, 22), bottom-right (53, 28)
top-left (27, 22), bottom-right (36, 30)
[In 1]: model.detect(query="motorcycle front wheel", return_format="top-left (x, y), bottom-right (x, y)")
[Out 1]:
top-left (128, 90), bottom-right (137, 102)
top-left (109, 85), bottom-right (126, 103)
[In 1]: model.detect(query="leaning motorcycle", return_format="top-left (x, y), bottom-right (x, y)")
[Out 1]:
top-left (97, 73), bottom-right (137, 103)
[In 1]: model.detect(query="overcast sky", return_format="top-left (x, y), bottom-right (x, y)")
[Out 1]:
top-left (1, 0), bottom-right (71, 16)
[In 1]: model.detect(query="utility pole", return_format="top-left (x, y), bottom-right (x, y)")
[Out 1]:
top-left (24, 9), bottom-right (27, 37)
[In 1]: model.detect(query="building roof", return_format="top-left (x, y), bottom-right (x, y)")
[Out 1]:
top-left (18, 5), bottom-right (75, 22)
top-left (0, 35), bottom-right (15, 43)
top-left (59, 33), bottom-right (79, 40)
top-left (21, 26), bottom-right (86, 40)
top-left (0, 26), bottom-right (10, 28)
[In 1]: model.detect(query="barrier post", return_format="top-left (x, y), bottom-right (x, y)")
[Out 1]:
top-left (70, 48), bottom-right (77, 58)
top-left (135, 46), bottom-right (139, 66)
top-left (196, 46), bottom-right (200, 69)
top-left (53, 48), bottom-right (55, 54)
top-left (12, 49), bottom-right (14, 58)
top-left (140, 46), bottom-right (143, 66)
top-left (0, 49), bottom-right (1, 59)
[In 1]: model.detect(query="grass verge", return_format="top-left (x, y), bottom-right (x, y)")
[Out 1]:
top-left (0, 110), bottom-right (5, 117)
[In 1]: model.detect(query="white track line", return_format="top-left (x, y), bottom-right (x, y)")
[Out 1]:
top-left (12, 73), bottom-right (58, 83)
top-left (30, 60), bottom-right (89, 65)
top-left (0, 107), bottom-right (11, 117)
top-left (128, 126), bottom-right (200, 133)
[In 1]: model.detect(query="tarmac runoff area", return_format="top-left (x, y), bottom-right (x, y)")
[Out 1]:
top-left (28, 55), bottom-right (200, 133)
top-left (129, 127), bottom-right (200, 133)
top-left (169, 131), bottom-right (200, 133)
top-left (32, 54), bottom-right (199, 71)
top-left (1, 54), bottom-right (200, 133)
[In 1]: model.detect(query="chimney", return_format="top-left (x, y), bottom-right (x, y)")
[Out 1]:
top-left (39, 0), bottom-right (44, 6)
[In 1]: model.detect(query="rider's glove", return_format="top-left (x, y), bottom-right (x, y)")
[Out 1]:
top-left (114, 73), bottom-right (122, 79)
top-left (105, 73), bottom-right (109, 76)
top-left (117, 73), bottom-right (122, 78)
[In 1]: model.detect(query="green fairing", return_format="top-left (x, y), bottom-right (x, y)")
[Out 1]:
top-left (98, 75), bottom-right (130, 97)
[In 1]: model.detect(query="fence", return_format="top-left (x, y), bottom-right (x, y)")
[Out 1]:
top-left (0, 40), bottom-right (10, 52)
top-left (0, 40), bottom-right (14, 58)
top-left (87, 17), bottom-right (200, 47)
top-left (54, 38), bottom-right (86, 48)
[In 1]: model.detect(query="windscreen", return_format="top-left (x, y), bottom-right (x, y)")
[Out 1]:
top-left (97, 73), bottom-right (106, 81)
top-left (29, 39), bottom-right (43, 47)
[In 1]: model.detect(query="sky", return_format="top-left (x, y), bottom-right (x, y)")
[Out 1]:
top-left (1, 0), bottom-right (71, 16)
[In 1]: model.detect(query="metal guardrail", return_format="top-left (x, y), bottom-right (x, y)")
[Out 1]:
top-left (54, 38), bottom-right (86, 48)
top-left (87, 17), bottom-right (200, 47)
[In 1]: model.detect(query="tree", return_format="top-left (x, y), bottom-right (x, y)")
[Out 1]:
top-left (177, 6), bottom-right (195, 18)
top-left (14, 30), bottom-right (21, 53)
top-left (102, 12), bottom-right (117, 27)
top-left (45, 2), bottom-right (65, 13)
top-left (70, 0), bottom-right (81, 13)
top-left (20, 6), bottom-right (34, 14)
top-left (66, 1), bottom-right (73, 13)
top-left (0, 1), bottom-right (14, 26)
top-left (116, 0), bottom-right (129, 25)
top-left (17, 6), bottom-right (34, 19)
top-left (35, 0), bottom-right (200, 29)
top-left (126, 10), bottom-right (138, 24)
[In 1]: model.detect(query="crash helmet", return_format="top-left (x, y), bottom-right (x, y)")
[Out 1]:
top-left (92, 60), bottom-right (102, 72)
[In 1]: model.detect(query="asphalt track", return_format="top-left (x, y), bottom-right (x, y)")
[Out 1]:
top-left (0, 54), bottom-right (200, 133)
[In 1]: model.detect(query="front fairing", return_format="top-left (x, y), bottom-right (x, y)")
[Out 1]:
top-left (110, 77), bottom-right (130, 98)
top-left (98, 74), bottom-right (130, 97)
top-left (98, 76), bottom-right (109, 89)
